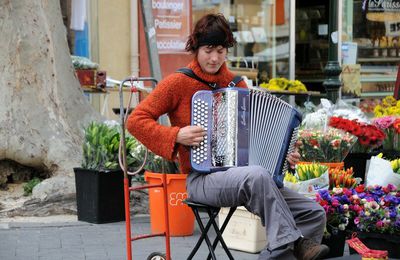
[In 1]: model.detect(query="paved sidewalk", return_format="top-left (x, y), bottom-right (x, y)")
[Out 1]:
top-left (0, 214), bottom-right (359, 260)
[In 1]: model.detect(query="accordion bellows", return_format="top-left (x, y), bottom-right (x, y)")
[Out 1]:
top-left (190, 87), bottom-right (302, 187)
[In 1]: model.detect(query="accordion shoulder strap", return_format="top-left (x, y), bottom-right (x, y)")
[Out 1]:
top-left (176, 67), bottom-right (243, 89)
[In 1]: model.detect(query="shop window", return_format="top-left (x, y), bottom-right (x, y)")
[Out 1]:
top-left (294, 0), bottom-right (330, 92)
top-left (192, 0), bottom-right (291, 86)
top-left (342, 0), bottom-right (400, 98)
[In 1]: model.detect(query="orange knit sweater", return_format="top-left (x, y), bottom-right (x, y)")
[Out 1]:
top-left (126, 59), bottom-right (247, 174)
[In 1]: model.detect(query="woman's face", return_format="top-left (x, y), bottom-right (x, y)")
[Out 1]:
top-left (197, 45), bottom-right (227, 74)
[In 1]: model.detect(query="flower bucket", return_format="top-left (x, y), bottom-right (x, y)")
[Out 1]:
top-left (144, 171), bottom-right (194, 237)
top-left (298, 161), bottom-right (344, 170)
top-left (344, 152), bottom-right (379, 181)
top-left (321, 229), bottom-right (346, 258)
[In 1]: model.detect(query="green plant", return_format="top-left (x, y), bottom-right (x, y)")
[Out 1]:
top-left (81, 121), bottom-right (144, 171)
top-left (23, 177), bottom-right (41, 196)
top-left (143, 152), bottom-right (178, 174)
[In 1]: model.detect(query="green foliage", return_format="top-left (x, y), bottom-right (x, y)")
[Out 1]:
top-left (23, 177), bottom-right (41, 196)
top-left (82, 121), bottom-right (145, 171)
top-left (82, 121), bottom-right (179, 173)
top-left (142, 152), bottom-right (179, 174)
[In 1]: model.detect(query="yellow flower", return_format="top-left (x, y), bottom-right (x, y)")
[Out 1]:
top-left (266, 78), bottom-right (307, 92)
top-left (259, 82), bottom-right (269, 89)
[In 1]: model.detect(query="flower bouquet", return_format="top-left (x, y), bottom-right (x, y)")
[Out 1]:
top-left (329, 116), bottom-right (386, 153)
top-left (366, 153), bottom-right (400, 187)
top-left (329, 167), bottom-right (358, 189)
top-left (373, 96), bottom-right (400, 118)
top-left (372, 116), bottom-right (400, 151)
top-left (284, 163), bottom-right (329, 197)
top-left (296, 127), bottom-right (357, 163)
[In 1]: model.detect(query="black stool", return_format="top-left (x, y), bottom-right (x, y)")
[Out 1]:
top-left (183, 200), bottom-right (237, 260)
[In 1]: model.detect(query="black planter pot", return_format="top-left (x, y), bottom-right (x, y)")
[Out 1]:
top-left (344, 152), bottom-right (379, 182)
top-left (73, 168), bottom-right (128, 224)
top-left (321, 230), bottom-right (346, 259)
top-left (349, 232), bottom-right (400, 258)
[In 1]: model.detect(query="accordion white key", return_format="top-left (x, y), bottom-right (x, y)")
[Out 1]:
top-left (190, 87), bottom-right (302, 187)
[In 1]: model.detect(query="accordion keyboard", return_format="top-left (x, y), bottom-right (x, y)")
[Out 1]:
top-left (192, 98), bottom-right (209, 165)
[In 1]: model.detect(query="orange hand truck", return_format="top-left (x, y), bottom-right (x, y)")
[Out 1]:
top-left (118, 77), bottom-right (171, 260)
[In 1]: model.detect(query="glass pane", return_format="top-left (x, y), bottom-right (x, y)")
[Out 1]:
top-left (342, 0), bottom-right (399, 98)
top-left (192, 0), bottom-right (291, 87)
top-left (295, 1), bottom-right (329, 92)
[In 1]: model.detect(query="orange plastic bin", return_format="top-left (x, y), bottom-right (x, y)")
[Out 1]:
top-left (144, 171), bottom-right (195, 236)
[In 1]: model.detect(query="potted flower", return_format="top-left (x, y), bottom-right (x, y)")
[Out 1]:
top-left (74, 121), bottom-right (142, 224)
top-left (349, 184), bottom-right (400, 258)
top-left (315, 187), bottom-right (354, 257)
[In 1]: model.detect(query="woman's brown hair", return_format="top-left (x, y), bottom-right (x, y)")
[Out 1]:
top-left (185, 13), bottom-right (236, 53)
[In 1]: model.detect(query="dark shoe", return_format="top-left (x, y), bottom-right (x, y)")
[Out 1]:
top-left (294, 237), bottom-right (329, 260)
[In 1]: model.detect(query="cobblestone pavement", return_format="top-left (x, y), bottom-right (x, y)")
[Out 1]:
top-left (0, 215), bottom-right (362, 260)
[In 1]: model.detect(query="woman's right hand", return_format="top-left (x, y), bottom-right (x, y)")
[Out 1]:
top-left (176, 125), bottom-right (206, 146)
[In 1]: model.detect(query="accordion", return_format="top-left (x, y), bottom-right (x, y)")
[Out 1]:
top-left (190, 87), bottom-right (302, 187)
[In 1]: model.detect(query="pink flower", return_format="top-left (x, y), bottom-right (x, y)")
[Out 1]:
top-left (332, 199), bottom-right (340, 207)
top-left (376, 220), bottom-right (384, 228)
top-left (373, 116), bottom-right (395, 129)
top-left (351, 204), bottom-right (362, 214)
top-left (386, 184), bottom-right (397, 192)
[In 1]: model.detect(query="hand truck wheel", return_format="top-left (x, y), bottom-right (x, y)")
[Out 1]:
top-left (147, 252), bottom-right (167, 260)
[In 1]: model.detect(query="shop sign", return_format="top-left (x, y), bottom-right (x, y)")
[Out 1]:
top-left (342, 64), bottom-right (361, 97)
top-left (152, 0), bottom-right (190, 54)
top-left (367, 0), bottom-right (400, 12)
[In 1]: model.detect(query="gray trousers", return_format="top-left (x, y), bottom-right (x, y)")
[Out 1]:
top-left (186, 166), bottom-right (326, 259)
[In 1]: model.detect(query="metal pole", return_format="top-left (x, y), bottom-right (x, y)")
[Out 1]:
top-left (323, 0), bottom-right (342, 103)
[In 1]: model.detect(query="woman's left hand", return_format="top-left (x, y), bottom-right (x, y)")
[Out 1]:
top-left (287, 150), bottom-right (301, 169)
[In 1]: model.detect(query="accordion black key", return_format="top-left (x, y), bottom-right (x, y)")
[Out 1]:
top-left (190, 87), bottom-right (302, 187)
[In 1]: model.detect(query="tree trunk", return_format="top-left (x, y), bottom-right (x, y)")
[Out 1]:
top-left (0, 0), bottom-right (100, 213)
